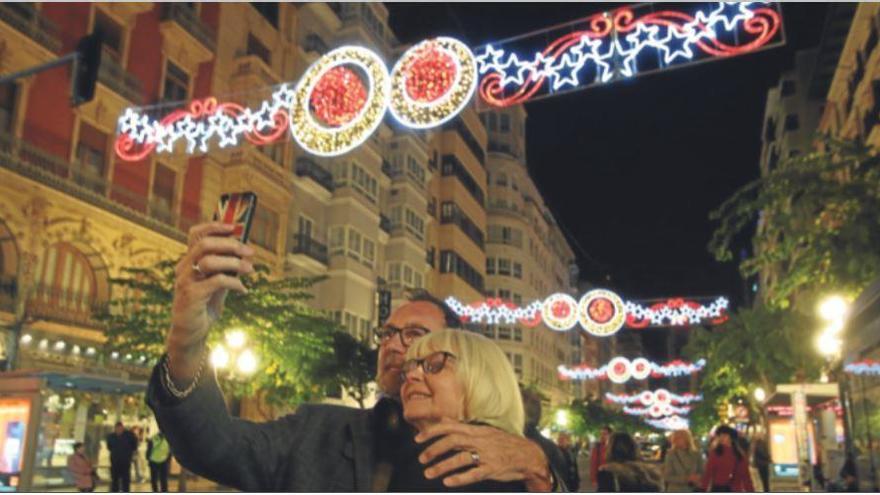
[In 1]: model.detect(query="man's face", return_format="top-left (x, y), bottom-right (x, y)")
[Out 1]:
top-left (376, 301), bottom-right (447, 397)
top-left (115, 424), bottom-right (124, 435)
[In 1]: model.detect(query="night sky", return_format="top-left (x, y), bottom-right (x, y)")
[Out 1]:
top-left (388, 3), bottom-right (829, 308)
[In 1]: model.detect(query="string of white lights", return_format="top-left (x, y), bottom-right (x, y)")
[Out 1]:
top-left (606, 389), bottom-right (703, 406)
top-left (557, 357), bottom-right (706, 382)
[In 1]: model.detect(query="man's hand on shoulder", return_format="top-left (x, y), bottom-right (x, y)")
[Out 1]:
top-left (415, 418), bottom-right (553, 492)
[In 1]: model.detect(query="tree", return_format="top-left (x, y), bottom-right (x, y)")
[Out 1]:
top-left (96, 260), bottom-right (347, 408)
top-left (561, 397), bottom-right (650, 439)
top-left (709, 138), bottom-right (880, 309)
top-left (684, 304), bottom-right (822, 434)
top-left (316, 330), bottom-right (378, 408)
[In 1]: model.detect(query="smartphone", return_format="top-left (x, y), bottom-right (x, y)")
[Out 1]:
top-left (213, 192), bottom-right (258, 244)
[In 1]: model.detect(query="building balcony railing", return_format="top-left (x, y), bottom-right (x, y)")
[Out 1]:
top-left (0, 3), bottom-right (61, 53)
top-left (161, 3), bottom-right (216, 52)
top-left (381, 160), bottom-right (393, 178)
top-left (294, 157), bottom-right (334, 192)
top-left (26, 284), bottom-right (107, 329)
top-left (379, 214), bottom-right (392, 234)
top-left (290, 233), bottom-right (328, 265)
top-left (0, 132), bottom-right (187, 242)
top-left (440, 211), bottom-right (484, 249)
top-left (304, 33), bottom-right (329, 55)
top-left (98, 49), bottom-right (144, 104)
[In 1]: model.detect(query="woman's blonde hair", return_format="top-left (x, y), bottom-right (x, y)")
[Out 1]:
top-left (406, 329), bottom-right (525, 436)
top-left (670, 429), bottom-right (697, 452)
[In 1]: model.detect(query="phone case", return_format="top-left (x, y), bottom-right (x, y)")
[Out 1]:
top-left (214, 192), bottom-right (257, 244)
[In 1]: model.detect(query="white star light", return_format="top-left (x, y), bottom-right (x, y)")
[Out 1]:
top-left (696, 2), bottom-right (757, 33)
top-left (495, 52), bottom-right (532, 87)
top-left (662, 25), bottom-right (699, 64)
top-left (475, 44), bottom-right (505, 74)
top-left (548, 52), bottom-right (583, 90)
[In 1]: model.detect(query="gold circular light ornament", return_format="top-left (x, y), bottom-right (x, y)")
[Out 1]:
top-left (541, 293), bottom-right (579, 331)
top-left (289, 46), bottom-right (390, 157)
top-left (388, 37), bottom-right (477, 129)
top-left (578, 289), bottom-right (626, 337)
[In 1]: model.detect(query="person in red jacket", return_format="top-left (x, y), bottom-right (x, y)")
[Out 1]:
top-left (590, 426), bottom-right (613, 487)
top-left (701, 425), bottom-right (755, 492)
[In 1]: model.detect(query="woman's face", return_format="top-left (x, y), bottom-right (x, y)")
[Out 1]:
top-left (717, 433), bottom-right (732, 446)
top-left (672, 433), bottom-right (687, 450)
top-left (401, 351), bottom-right (466, 429)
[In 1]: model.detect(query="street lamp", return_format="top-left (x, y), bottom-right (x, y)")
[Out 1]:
top-left (212, 330), bottom-right (258, 376)
top-left (555, 409), bottom-right (569, 429)
top-left (818, 296), bottom-right (848, 322)
top-left (754, 387), bottom-right (766, 402)
top-left (236, 349), bottom-right (258, 375)
top-left (211, 345), bottom-right (230, 369)
top-left (226, 329), bottom-right (246, 349)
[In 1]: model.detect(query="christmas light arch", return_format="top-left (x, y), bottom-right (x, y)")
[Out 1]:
top-left (558, 357), bottom-right (706, 382)
top-left (645, 415), bottom-right (690, 431)
top-left (605, 389), bottom-right (703, 406)
top-left (844, 359), bottom-right (880, 376)
top-left (445, 293), bottom-right (728, 335)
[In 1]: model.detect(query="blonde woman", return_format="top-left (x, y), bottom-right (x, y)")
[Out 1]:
top-left (395, 329), bottom-right (528, 491)
top-left (663, 429), bottom-right (704, 492)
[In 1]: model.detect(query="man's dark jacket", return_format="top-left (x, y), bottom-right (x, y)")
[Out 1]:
top-left (146, 364), bottom-right (566, 492)
top-left (105, 429), bottom-right (138, 466)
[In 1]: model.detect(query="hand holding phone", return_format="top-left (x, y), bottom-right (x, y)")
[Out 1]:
top-left (213, 192), bottom-right (257, 244)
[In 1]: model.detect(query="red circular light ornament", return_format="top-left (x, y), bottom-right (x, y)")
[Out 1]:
top-left (405, 43), bottom-right (456, 103)
top-left (310, 66), bottom-right (368, 127)
top-left (542, 293), bottom-right (579, 331)
top-left (578, 289), bottom-right (626, 337)
top-left (607, 357), bottom-right (632, 384)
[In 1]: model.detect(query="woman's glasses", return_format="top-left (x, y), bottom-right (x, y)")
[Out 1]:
top-left (400, 351), bottom-right (456, 382)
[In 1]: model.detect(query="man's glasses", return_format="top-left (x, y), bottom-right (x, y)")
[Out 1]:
top-left (400, 351), bottom-right (456, 382)
top-left (372, 325), bottom-right (430, 347)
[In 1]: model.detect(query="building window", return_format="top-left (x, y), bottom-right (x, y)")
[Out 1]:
top-left (498, 326), bottom-right (511, 340)
top-left (499, 289), bottom-right (511, 300)
top-left (329, 226), bottom-right (345, 254)
top-left (513, 262), bottom-right (522, 279)
top-left (439, 250), bottom-right (484, 292)
top-left (362, 238), bottom-right (375, 268)
top-left (247, 33), bottom-right (271, 66)
top-left (405, 208), bottom-right (425, 240)
top-left (347, 229), bottom-right (361, 261)
top-left (486, 257), bottom-right (495, 275)
top-left (251, 3), bottom-right (279, 27)
top-left (406, 156), bottom-right (426, 187)
top-left (75, 122), bottom-right (109, 194)
top-left (500, 114), bottom-right (510, 132)
top-left (150, 163), bottom-right (176, 225)
top-left (496, 173), bottom-right (508, 186)
top-left (514, 327), bottom-right (522, 342)
top-left (163, 60), bottom-right (189, 103)
top-left (441, 154), bottom-right (485, 206)
top-left (260, 143), bottom-right (284, 164)
top-left (351, 163), bottom-right (378, 203)
top-left (388, 263), bottom-right (401, 284)
top-left (94, 10), bottom-right (123, 61)
top-left (0, 83), bottom-right (17, 134)
top-left (403, 265), bottom-right (413, 286)
top-left (784, 114), bottom-right (800, 132)
top-left (498, 258), bottom-right (511, 276)
top-left (780, 80), bottom-right (796, 97)
top-left (32, 243), bottom-right (102, 323)
top-left (488, 113), bottom-right (497, 131)
top-left (298, 216), bottom-right (313, 238)
top-left (251, 207), bottom-right (279, 251)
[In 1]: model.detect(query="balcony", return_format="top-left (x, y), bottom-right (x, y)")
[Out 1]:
top-left (295, 157), bottom-right (334, 192)
top-left (160, 3), bottom-right (216, 52)
top-left (0, 3), bottom-right (61, 53)
top-left (27, 284), bottom-right (107, 329)
top-left (381, 160), bottom-right (393, 178)
top-left (232, 53), bottom-right (280, 89)
top-left (0, 131), bottom-right (186, 242)
top-left (98, 50), bottom-right (144, 104)
top-left (380, 214), bottom-right (392, 234)
top-left (290, 233), bottom-right (328, 265)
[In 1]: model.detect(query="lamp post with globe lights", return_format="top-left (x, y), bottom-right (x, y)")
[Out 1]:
top-left (210, 328), bottom-right (259, 380)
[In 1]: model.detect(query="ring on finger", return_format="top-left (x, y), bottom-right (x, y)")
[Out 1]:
top-left (192, 262), bottom-right (204, 276)
top-left (469, 451), bottom-right (480, 466)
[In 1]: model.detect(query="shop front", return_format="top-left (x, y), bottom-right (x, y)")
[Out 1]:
top-left (0, 370), bottom-right (149, 491)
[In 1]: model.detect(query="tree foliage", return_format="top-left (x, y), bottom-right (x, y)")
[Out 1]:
top-left (96, 260), bottom-right (355, 408)
top-left (316, 330), bottom-right (378, 408)
top-left (559, 397), bottom-right (650, 439)
top-left (709, 138), bottom-right (880, 308)
top-left (684, 304), bottom-right (822, 434)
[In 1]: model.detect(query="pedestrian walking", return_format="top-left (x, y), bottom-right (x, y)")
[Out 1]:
top-left (751, 434), bottom-right (771, 492)
top-left (590, 426), bottom-right (613, 488)
top-left (146, 431), bottom-right (171, 492)
top-left (557, 432), bottom-right (580, 491)
top-left (700, 425), bottom-right (754, 492)
top-left (596, 432), bottom-right (662, 491)
top-left (66, 442), bottom-right (97, 492)
top-left (663, 429), bottom-right (703, 492)
top-left (132, 427), bottom-right (146, 483)
top-left (105, 421), bottom-right (138, 492)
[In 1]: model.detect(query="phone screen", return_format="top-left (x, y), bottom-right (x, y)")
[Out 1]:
top-left (213, 192), bottom-right (257, 244)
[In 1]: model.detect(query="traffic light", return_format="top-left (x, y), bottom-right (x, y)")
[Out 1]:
top-left (71, 32), bottom-right (103, 107)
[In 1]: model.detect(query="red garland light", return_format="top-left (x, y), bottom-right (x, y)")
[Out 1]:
top-left (309, 66), bottom-right (368, 127)
top-left (405, 42), bottom-right (456, 103)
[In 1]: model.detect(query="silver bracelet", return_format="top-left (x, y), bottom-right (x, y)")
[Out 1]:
top-left (161, 347), bottom-right (208, 399)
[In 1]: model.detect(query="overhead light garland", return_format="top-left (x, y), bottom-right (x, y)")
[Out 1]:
top-left (606, 389), bottom-right (703, 406)
top-left (558, 357), bottom-right (706, 382)
top-left (645, 415), bottom-right (690, 431)
top-left (115, 39), bottom-right (477, 160)
top-left (446, 292), bottom-right (728, 335)
top-left (475, 2), bottom-right (783, 107)
top-left (844, 359), bottom-right (880, 376)
top-left (623, 404), bottom-right (692, 418)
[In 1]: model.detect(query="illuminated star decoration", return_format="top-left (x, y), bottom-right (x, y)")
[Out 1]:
top-left (475, 2), bottom-right (780, 107)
